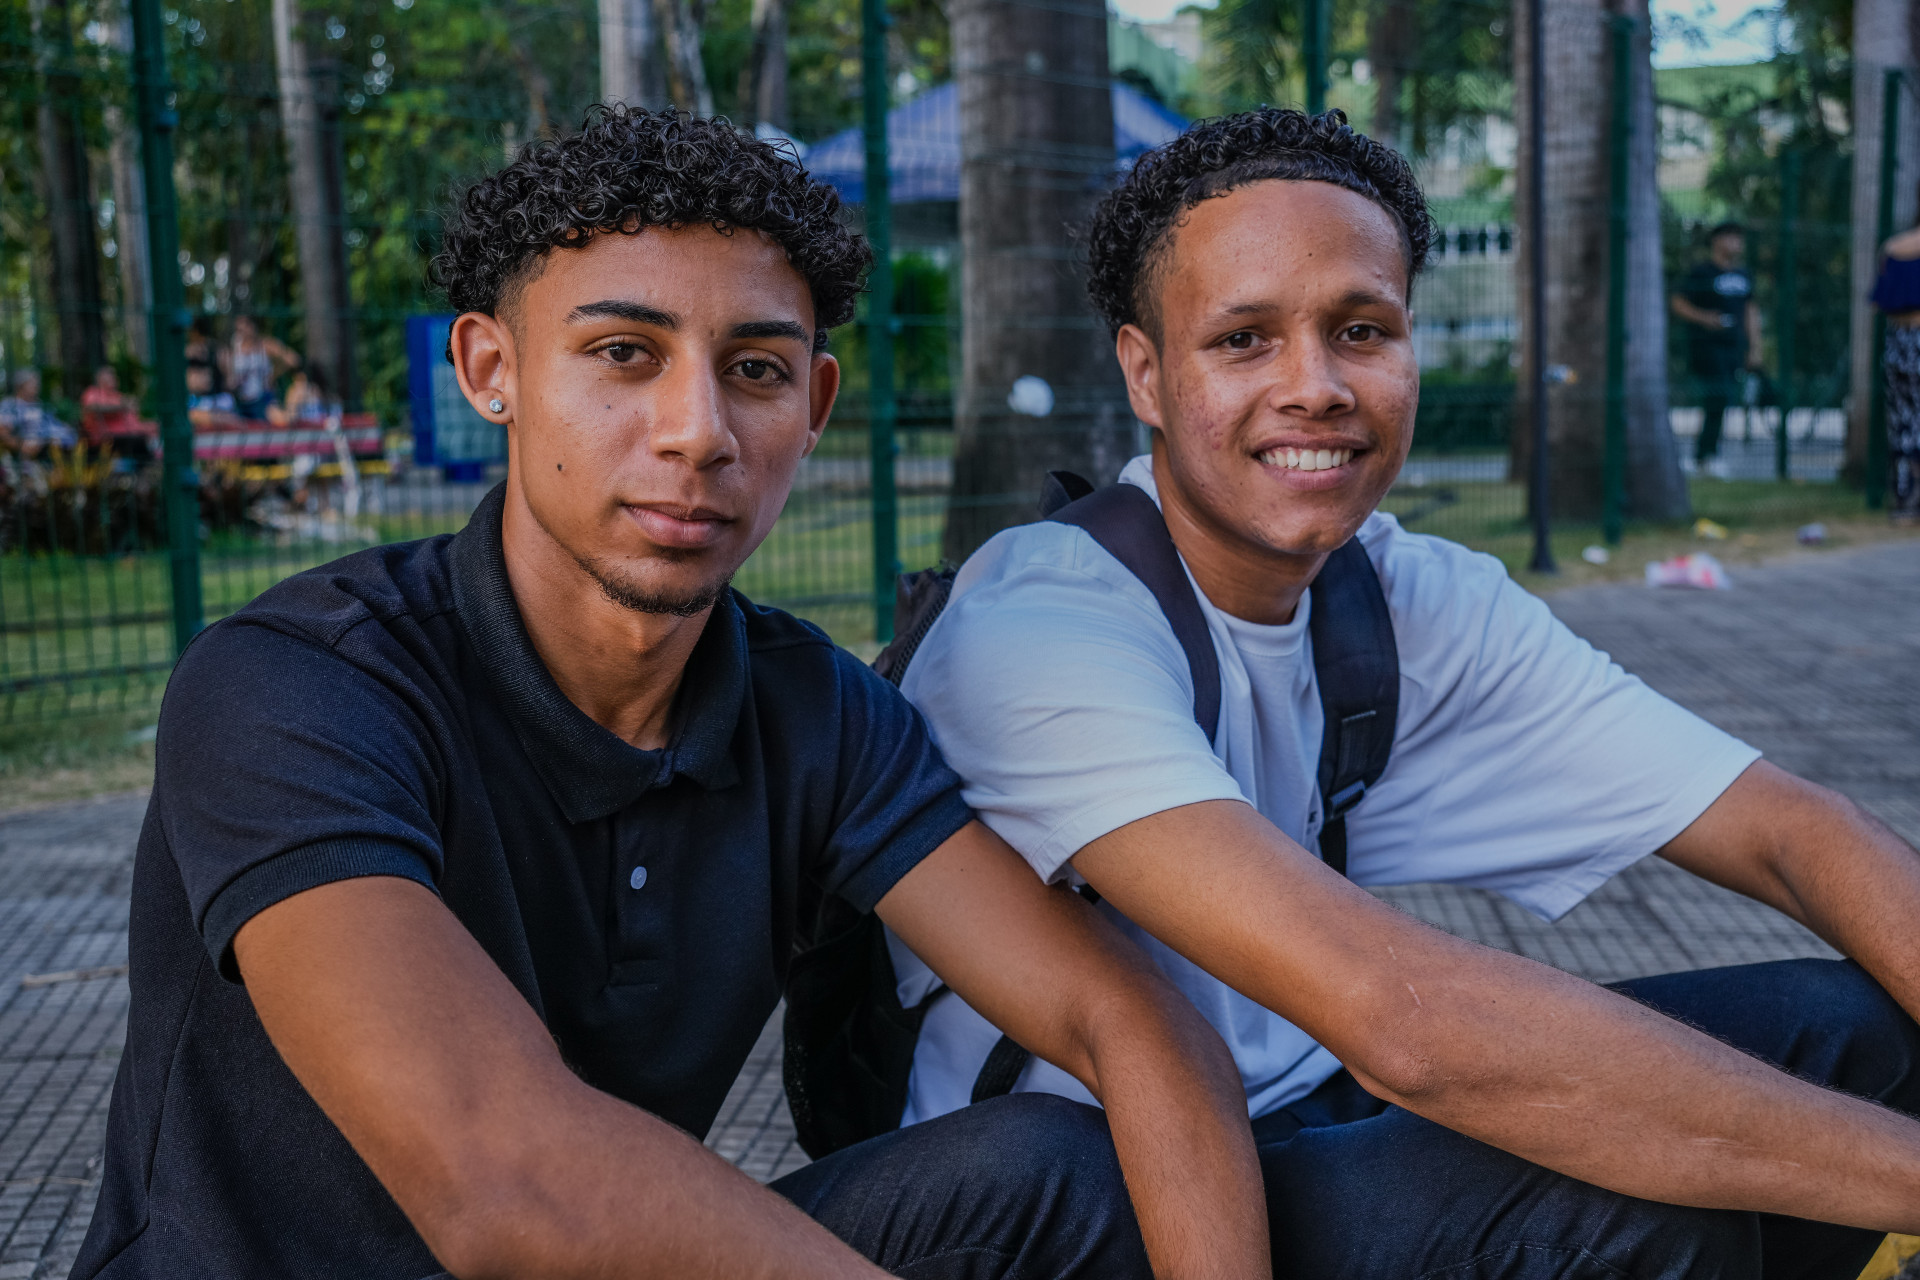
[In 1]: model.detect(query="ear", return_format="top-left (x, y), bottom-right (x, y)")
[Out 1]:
top-left (803, 352), bottom-right (840, 458)
top-left (1114, 324), bottom-right (1166, 430)
top-left (448, 312), bottom-right (517, 428)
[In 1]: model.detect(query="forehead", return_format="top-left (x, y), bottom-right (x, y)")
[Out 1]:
top-left (512, 224), bottom-right (814, 329)
top-left (1158, 180), bottom-right (1408, 315)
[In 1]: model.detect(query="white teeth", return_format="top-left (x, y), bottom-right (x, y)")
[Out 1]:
top-left (1259, 447), bottom-right (1353, 473)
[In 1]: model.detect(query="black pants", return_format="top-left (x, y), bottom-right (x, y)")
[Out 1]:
top-left (1691, 347), bottom-right (1746, 462)
top-left (1255, 959), bottom-right (1918, 1279)
top-left (775, 1092), bottom-right (1151, 1278)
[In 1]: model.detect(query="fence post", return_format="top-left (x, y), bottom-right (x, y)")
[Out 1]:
top-left (1524, 0), bottom-right (1555, 572)
top-left (1775, 147), bottom-right (1799, 482)
top-left (1866, 67), bottom-right (1903, 510)
top-left (861, 0), bottom-right (899, 643)
top-left (1302, 0), bottom-right (1329, 115)
top-left (1601, 14), bottom-right (1632, 545)
top-left (129, 0), bottom-right (203, 651)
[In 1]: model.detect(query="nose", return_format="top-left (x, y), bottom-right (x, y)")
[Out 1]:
top-left (647, 360), bottom-right (739, 471)
top-left (1266, 332), bottom-right (1356, 421)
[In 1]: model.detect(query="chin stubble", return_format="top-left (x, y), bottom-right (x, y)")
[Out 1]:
top-left (573, 553), bottom-right (734, 618)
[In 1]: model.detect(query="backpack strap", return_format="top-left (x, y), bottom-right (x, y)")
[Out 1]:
top-left (1305, 539), bottom-right (1399, 877)
top-left (1043, 473), bottom-right (1222, 743)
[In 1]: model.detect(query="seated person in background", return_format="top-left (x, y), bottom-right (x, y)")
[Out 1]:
top-left (0, 369), bottom-right (76, 457)
top-left (80, 366), bottom-right (139, 443)
top-left (66, 108), bottom-right (1268, 1280)
top-left (227, 314), bottom-right (299, 420)
top-left (899, 107), bottom-right (1920, 1279)
top-left (268, 367), bottom-right (335, 426)
top-left (184, 317), bottom-right (235, 422)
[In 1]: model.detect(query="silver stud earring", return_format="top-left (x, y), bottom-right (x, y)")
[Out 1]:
top-left (487, 397), bottom-right (505, 414)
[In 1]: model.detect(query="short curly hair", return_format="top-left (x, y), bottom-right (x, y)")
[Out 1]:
top-left (1086, 108), bottom-right (1434, 340)
top-left (432, 106), bottom-right (869, 352)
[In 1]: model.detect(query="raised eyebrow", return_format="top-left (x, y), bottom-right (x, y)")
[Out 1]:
top-left (568, 300), bottom-right (679, 328)
top-left (730, 319), bottom-right (811, 344)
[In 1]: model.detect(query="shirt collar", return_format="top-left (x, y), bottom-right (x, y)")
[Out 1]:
top-left (450, 484), bottom-right (744, 823)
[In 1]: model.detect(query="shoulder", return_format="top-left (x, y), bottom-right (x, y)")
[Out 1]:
top-left (1356, 511), bottom-right (1514, 638)
top-left (734, 591), bottom-right (916, 722)
top-left (1884, 229), bottom-right (1920, 260)
top-left (229, 533), bottom-right (459, 651)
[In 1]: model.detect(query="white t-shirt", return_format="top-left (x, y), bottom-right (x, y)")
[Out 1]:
top-left (892, 454), bottom-right (1761, 1123)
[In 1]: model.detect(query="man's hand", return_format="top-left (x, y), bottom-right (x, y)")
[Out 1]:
top-left (1661, 760), bottom-right (1920, 1026)
top-left (879, 821), bottom-right (1268, 1280)
top-left (1670, 293), bottom-right (1726, 332)
top-left (235, 877), bottom-right (888, 1280)
top-left (1072, 798), bottom-right (1920, 1233)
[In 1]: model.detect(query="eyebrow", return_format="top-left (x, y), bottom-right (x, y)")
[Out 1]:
top-left (568, 300), bottom-right (679, 327)
top-left (1220, 288), bottom-right (1401, 318)
top-left (730, 319), bottom-right (811, 344)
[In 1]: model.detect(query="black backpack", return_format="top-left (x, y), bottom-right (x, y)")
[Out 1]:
top-left (780, 471), bottom-right (1400, 1159)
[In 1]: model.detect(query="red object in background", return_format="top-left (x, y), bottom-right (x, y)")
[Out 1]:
top-left (79, 386), bottom-right (151, 445)
top-left (188, 411), bottom-right (382, 460)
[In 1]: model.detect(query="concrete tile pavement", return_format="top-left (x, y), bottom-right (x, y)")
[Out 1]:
top-left (5, 538), bottom-right (1916, 1274)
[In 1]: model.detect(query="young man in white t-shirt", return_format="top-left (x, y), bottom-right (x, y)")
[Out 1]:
top-left (896, 107), bottom-right (1920, 1277)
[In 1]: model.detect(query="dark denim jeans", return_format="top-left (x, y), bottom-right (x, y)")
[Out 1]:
top-left (1254, 959), bottom-right (1920, 1280)
top-left (774, 1091), bottom-right (1151, 1279)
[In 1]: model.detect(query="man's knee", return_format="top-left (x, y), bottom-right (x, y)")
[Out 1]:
top-left (773, 1093), bottom-right (1149, 1279)
top-left (1618, 959), bottom-right (1920, 1109)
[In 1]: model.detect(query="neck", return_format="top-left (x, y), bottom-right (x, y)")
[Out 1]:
top-left (1150, 435), bottom-right (1328, 626)
top-left (500, 477), bottom-right (710, 750)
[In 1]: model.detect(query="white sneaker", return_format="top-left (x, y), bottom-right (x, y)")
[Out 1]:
top-left (1706, 456), bottom-right (1733, 480)
top-left (1680, 455), bottom-right (1699, 476)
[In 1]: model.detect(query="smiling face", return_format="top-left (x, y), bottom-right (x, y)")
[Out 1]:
top-left (451, 224), bottom-right (836, 617)
top-left (1114, 179), bottom-right (1419, 621)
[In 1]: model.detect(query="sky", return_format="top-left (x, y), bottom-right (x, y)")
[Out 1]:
top-left (1106, 0), bottom-right (1782, 69)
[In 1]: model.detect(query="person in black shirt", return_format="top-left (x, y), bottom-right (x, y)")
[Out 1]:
top-left (68, 109), bottom-right (1269, 1280)
top-left (1671, 222), bottom-right (1762, 473)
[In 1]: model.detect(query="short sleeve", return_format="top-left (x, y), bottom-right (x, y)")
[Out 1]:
top-left (155, 621), bottom-right (445, 978)
top-left (901, 525), bottom-right (1248, 882)
top-left (1349, 528), bottom-right (1760, 919)
top-left (813, 650), bottom-right (975, 913)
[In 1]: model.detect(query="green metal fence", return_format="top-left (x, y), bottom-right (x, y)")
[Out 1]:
top-left (0, 0), bottom-right (1902, 731)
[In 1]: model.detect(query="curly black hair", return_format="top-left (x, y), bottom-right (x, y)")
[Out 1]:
top-left (1086, 108), bottom-right (1434, 339)
top-left (431, 106), bottom-right (869, 352)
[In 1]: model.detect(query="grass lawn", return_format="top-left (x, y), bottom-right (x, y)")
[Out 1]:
top-left (4, 463), bottom-right (1913, 812)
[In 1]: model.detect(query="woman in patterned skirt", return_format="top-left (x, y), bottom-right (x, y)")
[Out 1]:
top-left (1872, 213), bottom-right (1920, 521)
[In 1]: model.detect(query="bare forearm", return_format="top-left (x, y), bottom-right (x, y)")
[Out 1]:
top-left (1663, 764), bottom-right (1920, 1019)
top-left (1345, 939), bottom-right (1920, 1231)
top-left (1077, 800), bottom-right (1920, 1236)
top-left (1077, 991), bottom-right (1269, 1280)
top-left (443, 1080), bottom-right (882, 1280)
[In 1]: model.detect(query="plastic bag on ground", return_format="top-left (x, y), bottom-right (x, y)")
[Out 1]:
top-left (1645, 552), bottom-right (1732, 590)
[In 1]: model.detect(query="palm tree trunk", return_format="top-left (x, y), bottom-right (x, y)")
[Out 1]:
top-left (736, 0), bottom-right (787, 128)
top-left (107, 7), bottom-right (151, 363)
top-left (1367, 0), bottom-right (1411, 143)
top-left (651, 0), bottom-right (713, 116)
top-left (600, 0), bottom-right (670, 110)
top-left (943, 0), bottom-right (1133, 560)
top-left (1514, 0), bottom-right (1680, 521)
top-left (32, 0), bottom-right (106, 395)
top-left (1619, 0), bottom-right (1688, 519)
top-left (272, 0), bottom-right (356, 403)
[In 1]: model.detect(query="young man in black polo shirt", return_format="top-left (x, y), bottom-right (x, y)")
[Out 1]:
top-left (69, 110), bottom-right (1268, 1280)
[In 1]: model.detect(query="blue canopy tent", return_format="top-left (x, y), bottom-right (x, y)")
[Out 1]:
top-left (804, 82), bottom-right (1187, 206)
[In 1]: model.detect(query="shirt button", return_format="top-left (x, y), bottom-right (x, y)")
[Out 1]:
top-left (630, 866), bottom-right (649, 891)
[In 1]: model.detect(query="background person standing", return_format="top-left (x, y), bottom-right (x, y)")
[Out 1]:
top-left (1671, 221), bottom-right (1762, 477)
top-left (1872, 209), bottom-right (1920, 523)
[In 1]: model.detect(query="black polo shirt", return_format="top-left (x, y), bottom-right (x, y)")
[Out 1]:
top-left (1679, 259), bottom-right (1754, 364)
top-left (71, 485), bottom-right (972, 1279)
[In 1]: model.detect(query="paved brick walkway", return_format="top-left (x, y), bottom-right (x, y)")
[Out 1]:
top-left (6, 538), bottom-right (1917, 1275)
